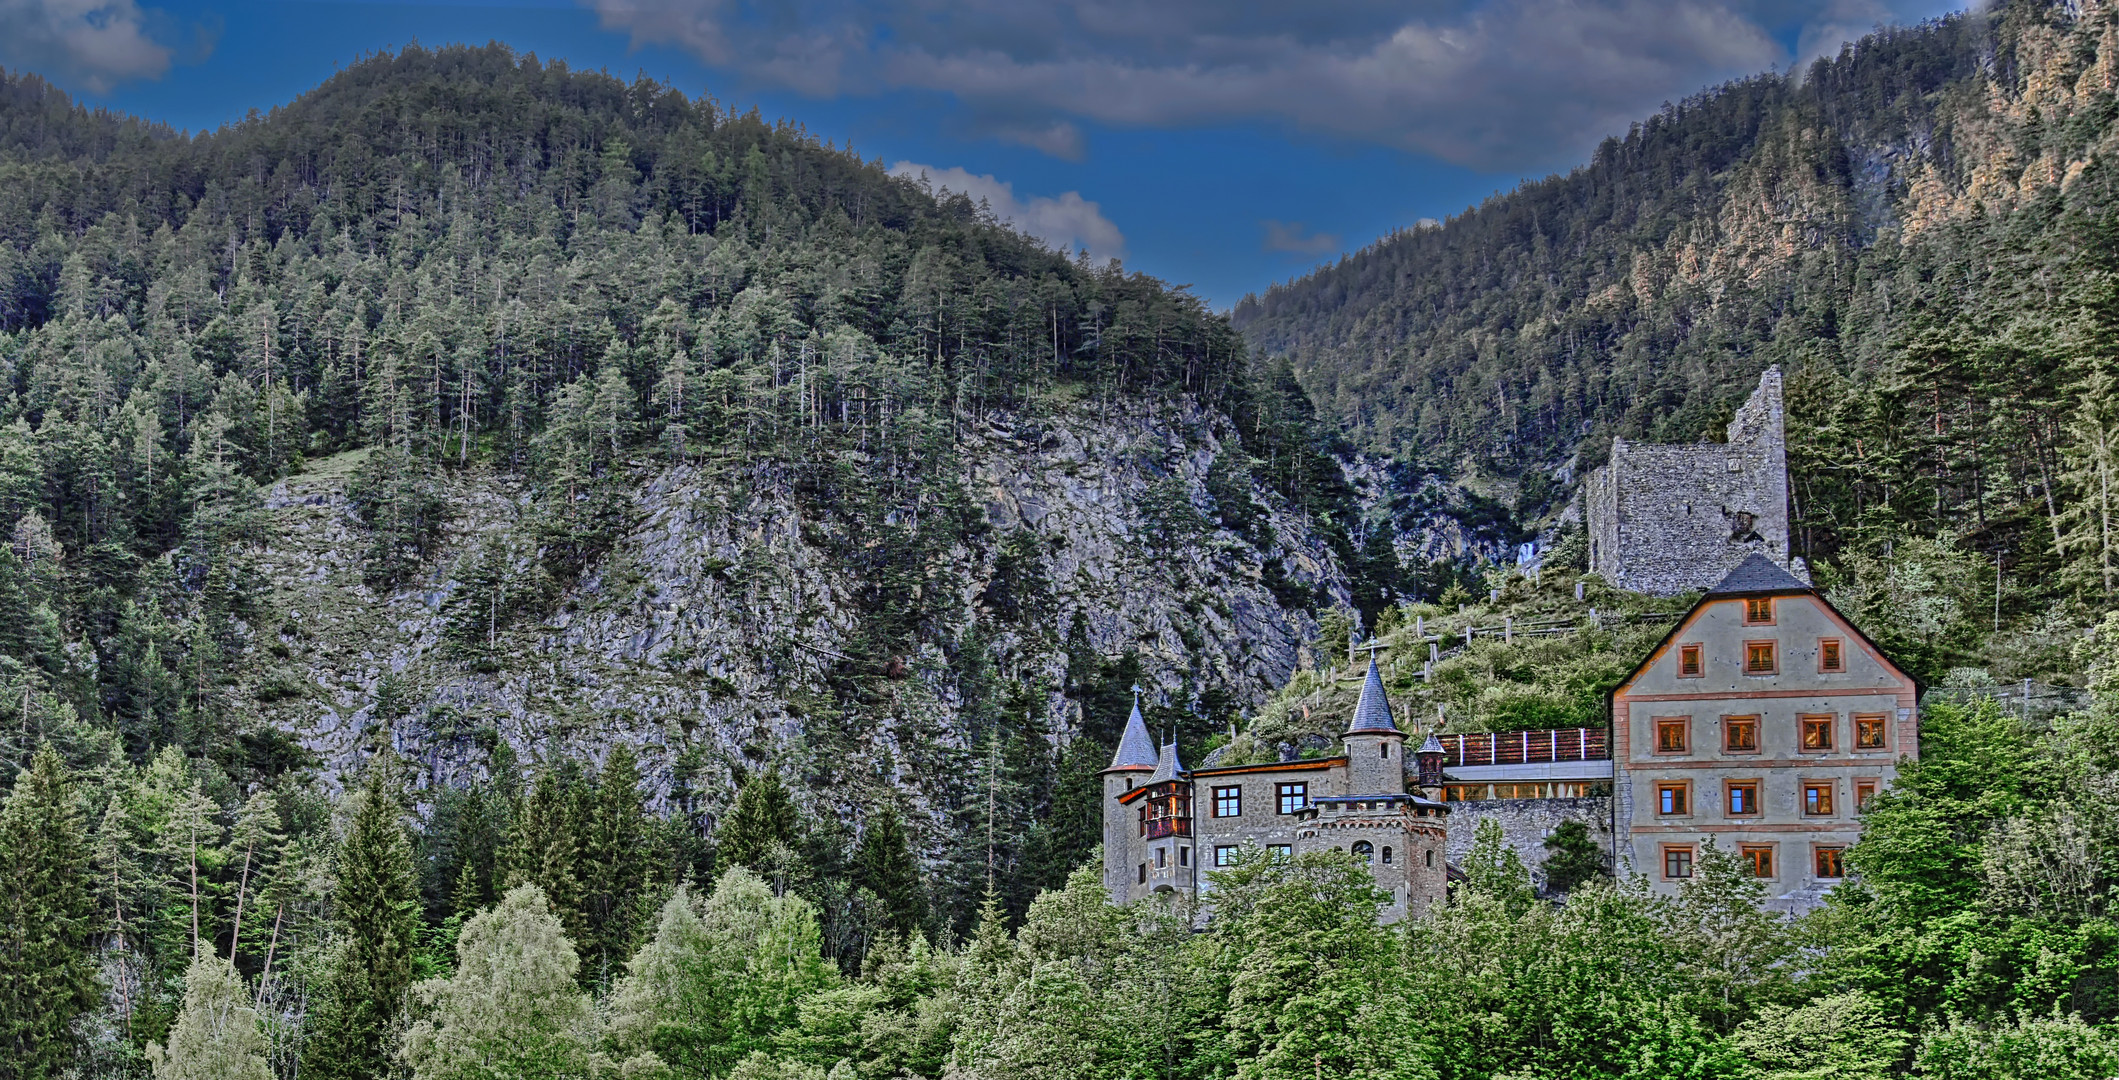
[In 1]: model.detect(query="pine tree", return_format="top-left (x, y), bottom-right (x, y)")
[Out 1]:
top-left (1539, 819), bottom-right (1610, 895)
top-left (0, 748), bottom-right (101, 1079)
top-left (146, 955), bottom-right (272, 1080)
top-left (718, 766), bottom-right (801, 875)
top-left (583, 745), bottom-right (655, 986)
top-left (301, 765), bottom-right (420, 1080)
top-left (852, 804), bottom-right (926, 942)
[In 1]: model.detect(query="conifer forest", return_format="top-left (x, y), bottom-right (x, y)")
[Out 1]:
top-left (5, 0), bottom-right (2119, 1076)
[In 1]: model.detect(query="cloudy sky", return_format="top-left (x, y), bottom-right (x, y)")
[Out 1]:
top-left (5, 0), bottom-right (1966, 306)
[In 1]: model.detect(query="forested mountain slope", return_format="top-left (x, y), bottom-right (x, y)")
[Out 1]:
top-left (1236, 0), bottom-right (2119, 621)
top-left (0, 43), bottom-right (1408, 1005)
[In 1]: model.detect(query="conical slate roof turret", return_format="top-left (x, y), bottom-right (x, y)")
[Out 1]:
top-left (1345, 654), bottom-right (1400, 735)
top-left (1106, 685), bottom-right (1158, 772)
top-left (1417, 731), bottom-right (1445, 757)
top-left (1147, 739), bottom-right (1186, 786)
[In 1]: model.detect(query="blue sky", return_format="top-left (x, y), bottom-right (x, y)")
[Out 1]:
top-left (5, 0), bottom-right (1968, 308)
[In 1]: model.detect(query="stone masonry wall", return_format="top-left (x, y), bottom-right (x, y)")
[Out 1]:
top-left (1445, 797), bottom-right (1613, 889)
top-left (1584, 367), bottom-right (1799, 595)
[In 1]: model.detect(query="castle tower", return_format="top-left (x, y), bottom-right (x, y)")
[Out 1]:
top-left (1100, 687), bottom-right (1159, 901)
top-left (1138, 740), bottom-right (1195, 896)
top-left (1342, 651), bottom-right (1406, 796)
top-left (1583, 366), bottom-right (1804, 596)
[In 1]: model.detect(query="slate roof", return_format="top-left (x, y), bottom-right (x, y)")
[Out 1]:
top-left (1146, 740), bottom-right (1185, 785)
top-left (1107, 697), bottom-right (1158, 771)
top-left (1706, 553), bottom-right (1809, 595)
top-left (1417, 731), bottom-right (1445, 757)
top-left (1345, 656), bottom-right (1400, 734)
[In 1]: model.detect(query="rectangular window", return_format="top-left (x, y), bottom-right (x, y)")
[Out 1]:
top-left (1803, 782), bottom-right (1835, 816)
top-left (1664, 846), bottom-right (1695, 879)
top-left (1137, 863), bottom-right (1146, 884)
top-left (1156, 847), bottom-right (1167, 868)
top-left (1745, 597), bottom-right (1774, 624)
top-left (1276, 783), bottom-right (1308, 815)
top-left (1678, 644), bottom-right (1704, 677)
top-left (1657, 783), bottom-right (1689, 816)
top-left (1656, 718), bottom-right (1690, 754)
top-left (1855, 714), bottom-right (1888, 750)
top-left (1214, 845), bottom-right (1237, 867)
top-left (1740, 844), bottom-right (1774, 878)
top-left (1267, 844), bottom-right (1292, 859)
top-left (1745, 641), bottom-right (1778, 675)
top-left (1178, 846), bottom-right (1189, 867)
top-left (1816, 846), bottom-right (1845, 879)
top-left (1213, 786), bottom-right (1242, 817)
top-left (1801, 715), bottom-right (1834, 751)
top-left (1724, 716), bottom-right (1760, 753)
top-left (1855, 780), bottom-right (1878, 811)
top-left (1137, 806), bottom-right (1146, 836)
top-left (1820, 638), bottom-right (1845, 672)
top-left (1726, 780), bottom-right (1760, 816)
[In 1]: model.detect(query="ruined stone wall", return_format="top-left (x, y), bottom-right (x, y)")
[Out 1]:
top-left (1445, 797), bottom-right (1614, 888)
top-left (1583, 367), bottom-right (1798, 595)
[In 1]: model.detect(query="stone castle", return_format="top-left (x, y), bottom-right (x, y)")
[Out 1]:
top-left (1584, 367), bottom-right (1806, 595)
top-left (1100, 556), bottom-right (1920, 917)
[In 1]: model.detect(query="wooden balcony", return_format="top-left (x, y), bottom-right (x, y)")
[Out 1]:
top-left (1438, 728), bottom-right (1608, 768)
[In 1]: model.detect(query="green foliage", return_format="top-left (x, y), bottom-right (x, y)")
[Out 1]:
top-left (851, 805), bottom-right (926, 944)
top-left (147, 955), bottom-right (273, 1080)
top-left (302, 764), bottom-right (421, 1080)
top-left (1914, 1012), bottom-right (2119, 1079)
top-left (0, 748), bottom-right (101, 1077)
top-left (719, 766), bottom-right (803, 877)
top-left (1541, 820), bottom-right (1609, 895)
top-left (609, 869), bottom-right (837, 1078)
top-left (1733, 991), bottom-right (1906, 1080)
top-left (403, 884), bottom-right (614, 1080)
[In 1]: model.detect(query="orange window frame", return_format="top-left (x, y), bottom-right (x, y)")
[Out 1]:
top-left (1819, 638), bottom-right (1845, 672)
top-left (1803, 781), bottom-right (1835, 816)
top-left (1662, 845), bottom-right (1695, 880)
top-left (1744, 640), bottom-right (1779, 675)
top-left (1800, 714), bottom-right (1835, 751)
top-left (1677, 643), bottom-right (1704, 677)
top-left (1723, 716), bottom-right (1760, 753)
top-left (1854, 714), bottom-right (1888, 750)
top-left (1655, 718), bottom-right (1690, 754)
top-left (1726, 780), bottom-right (1761, 816)
top-left (1656, 781), bottom-right (1690, 816)
top-left (1739, 844), bottom-right (1775, 878)
top-left (1744, 596), bottom-right (1775, 624)
top-left (1815, 846), bottom-right (1846, 879)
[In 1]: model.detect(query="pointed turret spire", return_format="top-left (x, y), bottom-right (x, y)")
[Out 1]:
top-left (1106, 684), bottom-right (1158, 771)
top-left (1147, 739), bottom-right (1186, 786)
top-left (1345, 651), bottom-right (1399, 735)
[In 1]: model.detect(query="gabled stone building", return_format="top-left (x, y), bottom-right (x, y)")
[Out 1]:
top-left (1610, 553), bottom-right (1919, 911)
top-left (1100, 658), bottom-right (1451, 922)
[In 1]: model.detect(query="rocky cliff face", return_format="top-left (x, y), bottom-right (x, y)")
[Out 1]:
top-left (249, 400), bottom-right (1352, 826)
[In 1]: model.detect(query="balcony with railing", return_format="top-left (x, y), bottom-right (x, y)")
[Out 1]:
top-left (1438, 728), bottom-right (1609, 768)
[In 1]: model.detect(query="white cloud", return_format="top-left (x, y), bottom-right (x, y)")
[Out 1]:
top-left (584, 0), bottom-right (1951, 170)
top-left (0, 0), bottom-right (176, 93)
top-left (889, 161), bottom-right (1126, 260)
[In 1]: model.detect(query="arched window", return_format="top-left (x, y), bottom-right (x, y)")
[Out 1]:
top-left (1381, 742), bottom-right (1390, 758)
top-left (1352, 841), bottom-right (1374, 861)
top-left (1425, 849), bottom-right (1434, 868)
top-left (1381, 846), bottom-right (1393, 865)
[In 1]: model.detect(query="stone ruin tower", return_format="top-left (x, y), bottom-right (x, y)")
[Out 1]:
top-left (1583, 366), bottom-right (1806, 596)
